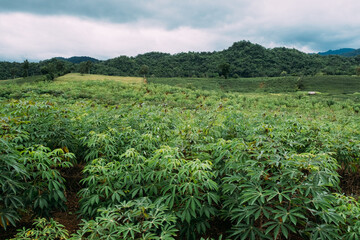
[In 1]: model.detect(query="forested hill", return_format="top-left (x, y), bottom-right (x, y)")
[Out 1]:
top-left (89, 41), bottom-right (360, 78)
top-left (1, 41), bottom-right (360, 80)
top-left (55, 56), bottom-right (99, 64)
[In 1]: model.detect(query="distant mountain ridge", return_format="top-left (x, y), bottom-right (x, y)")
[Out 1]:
top-left (341, 49), bottom-right (360, 57)
top-left (1, 41), bottom-right (360, 80)
top-left (56, 56), bottom-right (99, 64)
top-left (318, 48), bottom-right (360, 57)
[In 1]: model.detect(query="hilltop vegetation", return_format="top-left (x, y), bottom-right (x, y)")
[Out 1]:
top-left (1, 41), bottom-right (360, 80)
top-left (55, 56), bottom-right (99, 64)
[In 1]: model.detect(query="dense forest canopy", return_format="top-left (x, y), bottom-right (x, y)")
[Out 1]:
top-left (1, 41), bottom-right (360, 80)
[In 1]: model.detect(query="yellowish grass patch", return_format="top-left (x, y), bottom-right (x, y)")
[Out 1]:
top-left (56, 73), bottom-right (144, 84)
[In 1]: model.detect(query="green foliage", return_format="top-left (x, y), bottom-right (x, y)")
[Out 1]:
top-left (0, 101), bottom-right (75, 228)
top-left (21, 146), bottom-right (74, 217)
top-left (23, 60), bottom-right (30, 77)
top-left (11, 218), bottom-right (69, 240)
top-left (139, 64), bottom-right (149, 78)
top-left (148, 75), bottom-right (360, 94)
top-left (219, 63), bottom-right (230, 79)
top-left (300, 75), bottom-right (360, 94)
top-left (93, 41), bottom-right (358, 78)
top-left (79, 146), bottom-right (219, 239)
top-left (1, 40), bottom-right (360, 81)
top-left (1, 77), bottom-right (360, 239)
top-left (222, 151), bottom-right (341, 239)
top-left (73, 197), bottom-right (177, 239)
top-left (0, 139), bottom-right (27, 229)
top-left (79, 61), bottom-right (92, 74)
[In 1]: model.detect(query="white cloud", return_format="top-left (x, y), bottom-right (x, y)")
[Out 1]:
top-left (1, 0), bottom-right (360, 61)
top-left (0, 13), bottom-right (219, 61)
top-left (207, 0), bottom-right (360, 52)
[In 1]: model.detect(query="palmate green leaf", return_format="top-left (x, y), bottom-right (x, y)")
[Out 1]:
top-left (281, 223), bottom-right (289, 238)
top-left (242, 204), bottom-right (273, 221)
top-left (90, 194), bottom-right (100, 205)
top-left (0, 209), bottom-right (20, 230)
top-left (99, 185), bottom-right (113, 198)
top-left (230, 223), bottom-right (268, 240)
top-left (206, 192), bottom-right (219, 205)
top-left (180, 208), bottom-right (195, 224)
top-left (111, 191), bottom-right (123, 202)
top-left (264, 187), bottom-right (292, 203)
top-left (38, 197), bottom-right (48, 209)
top-left (306, 194), bottom-right (334, 210)
top-left (184, 195), bottom-right (202, 213)
top-left (222, 183), bottom-right (240, 195)
top-left (119, 223), bottom-right (142, 239)
top-left (1, 175), bottom-right (23, 194)
top-left (203, 178), bottom-right (218, 191)
top-left (314, 209), bottom-right (344, 225)
top-left (230, 208), bottom-right (248, 224)
top-left (263, 220), bottom-right (296, 239)
top-left (241, 187), bottom-right (265, 205)
top-left (4, 195), bottom-right (24, 209)
top-left (273, 206), bottom-right (306, 225)
top-left (308, 224), bottom-right (341, 240)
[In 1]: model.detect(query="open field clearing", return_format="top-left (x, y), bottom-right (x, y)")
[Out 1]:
top-left (149, 75), bottom-right (360, 95)
top-left (56, 73), bottom-right (144, 84)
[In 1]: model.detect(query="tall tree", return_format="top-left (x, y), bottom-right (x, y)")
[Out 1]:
top-left (10, 67), bottom-right (17, 79)
top-left (219, 63), bottom-right (230, 79)
top-left (85, 61), bottom-right (92, 74)
top-left (139, 65), bottom-right (149, 79)
top-left (356, 66), bottom-right (360, 76)
top-left (55, 60), bottom-right (65, 74)
top-left (23, 59), bottom-right (29, 77)
top-left (79, 61), bottom-right (92, 75)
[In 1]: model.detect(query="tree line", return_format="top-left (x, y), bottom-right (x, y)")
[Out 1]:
top-left (1, 41), bottom-right (360, 80)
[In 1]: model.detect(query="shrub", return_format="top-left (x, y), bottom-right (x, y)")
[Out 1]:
top-left (22, 146), bottom-right (74, 217)
top-left (11, 218), bottom-right (69, 240)
top-left (0, 139), bottom-right (27, 229)
top-left (222, 151), bottom-right (341, 239)
top-left (73, 197), bottom-right (177, 239)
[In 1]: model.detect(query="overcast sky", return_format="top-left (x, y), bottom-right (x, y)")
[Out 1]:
top-left (1, 0), bottom-right (360, 61)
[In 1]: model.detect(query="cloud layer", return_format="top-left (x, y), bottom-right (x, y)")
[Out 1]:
top-left (0, 13), bottom-right (220, 61)
top-left (1, 0), bottom-right (360, 61)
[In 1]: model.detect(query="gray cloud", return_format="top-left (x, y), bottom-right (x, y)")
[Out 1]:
top-left (0, 13), bottom-right (220, 61)
top-left (1, 0), bottom-right (147, 23)
top-left (0, 0), bottom-right (237, 28)
top-left (1, 0), bottom-right (360, 60)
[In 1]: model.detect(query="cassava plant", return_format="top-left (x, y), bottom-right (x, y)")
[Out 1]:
top-left (11, 218), bottom-right (69, 240)
top-left (21, 145), bottom-right (74, 217)
top-left (0, 138), bottom-right (27, 229)
top-left (222, 146), bottom-right (343, 239)
top-left (73, 197), bottom-right (177, 240)
top-left (79, 146), bottom-right (219, 239)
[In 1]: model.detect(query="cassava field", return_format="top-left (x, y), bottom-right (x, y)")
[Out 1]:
top-left (1, 74), bottom-right (360, 240)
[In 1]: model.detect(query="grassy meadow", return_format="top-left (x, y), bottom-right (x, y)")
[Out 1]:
top-left (56, 73), bottom-right (144, 84)
top-left (149, 75), bottom-right (360, 95)
top-left (1, 74), bottom-right (360, 239)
